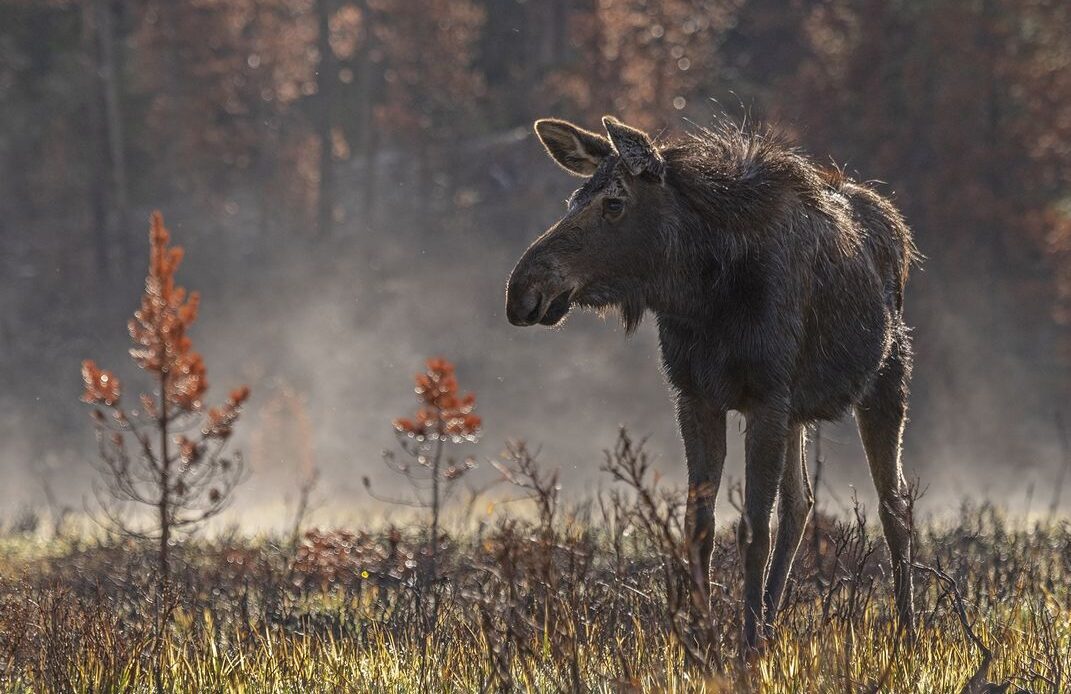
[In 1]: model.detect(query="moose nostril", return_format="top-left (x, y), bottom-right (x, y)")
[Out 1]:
top-left (523, 295), bottom-right (543, 324)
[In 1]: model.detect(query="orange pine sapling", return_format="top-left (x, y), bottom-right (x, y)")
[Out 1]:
top-left (365, 357), bottom-right (481, 578)
top-left (80, 212), bottom-right (250, 595)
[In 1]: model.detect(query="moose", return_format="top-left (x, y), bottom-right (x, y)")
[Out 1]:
top-left (505, 115), bottom-right (918, 651)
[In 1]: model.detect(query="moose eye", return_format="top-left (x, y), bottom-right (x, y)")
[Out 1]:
top-left (603, 198), bottom-right (625, 217)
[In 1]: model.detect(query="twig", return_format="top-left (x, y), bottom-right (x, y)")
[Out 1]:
top-left (1048, 412), bottom-right (1070, 519)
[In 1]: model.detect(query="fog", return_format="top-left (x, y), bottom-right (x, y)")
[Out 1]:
top-left (2, 126), bottom-right (1066, 533)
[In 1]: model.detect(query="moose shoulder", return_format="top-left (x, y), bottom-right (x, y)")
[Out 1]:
top-left (505, 116), bottom-right (919, 653)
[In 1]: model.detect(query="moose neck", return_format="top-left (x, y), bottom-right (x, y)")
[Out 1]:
top-left (630, 129), bottom-right (820, 330)
top-left (644, 186), bottom-right (782, 330)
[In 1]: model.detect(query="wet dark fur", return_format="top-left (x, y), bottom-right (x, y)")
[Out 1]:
top-left (508, 117), bottom-right (919, 651)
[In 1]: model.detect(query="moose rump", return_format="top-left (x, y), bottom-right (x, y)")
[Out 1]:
top-left (506, 115), bottom-right (918, 652)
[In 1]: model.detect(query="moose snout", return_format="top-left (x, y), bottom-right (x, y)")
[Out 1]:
top-left (506, 273), bottom-right (575, 327)
top-left (507, 246), bottom-right (575, 327)
top-left (506, 282), bottom-right (544, 326)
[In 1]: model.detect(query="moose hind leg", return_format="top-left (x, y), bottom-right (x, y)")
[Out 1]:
top-left (763, 424), bottom-right (813, 632)
top-left (855, 335), bottom-right (915, 634)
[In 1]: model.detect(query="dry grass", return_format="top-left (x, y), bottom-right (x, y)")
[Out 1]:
top-left (1, 435), bottom-right (1068, 693)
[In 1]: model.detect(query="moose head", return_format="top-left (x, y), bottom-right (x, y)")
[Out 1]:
top-left (505, 116), bottom-right (673, 333)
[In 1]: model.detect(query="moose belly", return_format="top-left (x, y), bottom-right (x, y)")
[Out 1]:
top-left (789, 298), bottom-right (892, 422)
top-left (657, 292), bottom-right (891, 423)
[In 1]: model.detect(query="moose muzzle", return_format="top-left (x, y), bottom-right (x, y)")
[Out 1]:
top-left (506, 262), bottom-right (574, 327)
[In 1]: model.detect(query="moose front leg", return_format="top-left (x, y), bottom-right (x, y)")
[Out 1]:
top-left (676, 395), bottom-right (727, 618)
top-left (739, 401), bottom-right (790, 654)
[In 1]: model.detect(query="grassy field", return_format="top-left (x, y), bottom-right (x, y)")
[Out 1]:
top-left (1, 440), bottom-right (1068, 693)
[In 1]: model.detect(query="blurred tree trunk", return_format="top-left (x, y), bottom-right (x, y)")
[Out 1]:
top-left (90, 0), bottom-right (129, 274)
top-left (980, 0), bottom-right (1008, 283)
top-left (363, 112), bottom-right (380, 227)
top-left (316, 0), bottom-right (336, 238)
top-left (81, 0), bottom-right (109, 277)
top-left (551, 0), bottom-right (568, 63)
top-left (651, 0), bottom-right (667, 113)
top-left (355, 0), bottom-right (380, 227)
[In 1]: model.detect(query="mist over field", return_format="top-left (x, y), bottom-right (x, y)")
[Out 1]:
top-left (1, 0), bottom-right (1069, 529)
top-left (2, 133), bottom-right (1064, 528)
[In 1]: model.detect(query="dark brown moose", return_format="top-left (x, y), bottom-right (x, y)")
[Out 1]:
top-left (506, 115), bottom-right (918, 652)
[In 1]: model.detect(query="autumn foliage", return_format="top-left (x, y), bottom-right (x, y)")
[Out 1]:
top-left (393, 357), bottom-right (481, 443)
top-left (80, 212), bottom-right (249, 586)
top-left (80, 361), bottom-right (120, 408)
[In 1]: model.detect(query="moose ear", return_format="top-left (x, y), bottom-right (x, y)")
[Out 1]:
top-left (534, 118), bottom-right (614, 177)
top-left (602, 116), bottom-right (664, 180)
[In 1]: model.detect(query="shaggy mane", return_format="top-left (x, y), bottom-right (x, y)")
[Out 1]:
top-left (660, 121), bottom-right (831, 236)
